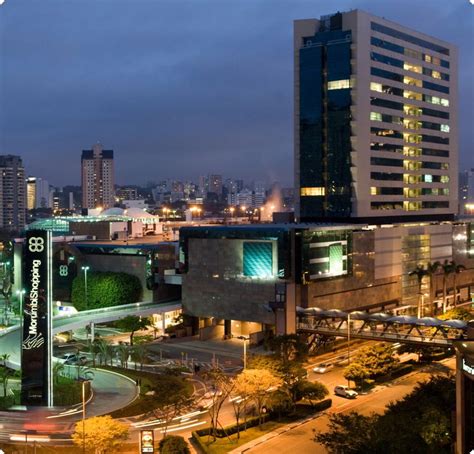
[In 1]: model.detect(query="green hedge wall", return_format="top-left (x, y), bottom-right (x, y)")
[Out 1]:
top-left (71, 271), bottom-right (142, 311)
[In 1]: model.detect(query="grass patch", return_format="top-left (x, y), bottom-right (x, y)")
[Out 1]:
top-left (54, 375), bottom-right (84, 406)
top-left (98, 366), bottom-right (193, 418)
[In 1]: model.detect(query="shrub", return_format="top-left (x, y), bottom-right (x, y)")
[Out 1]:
top-left (159, 435), bottom-right (190, 454)
top-left (71, 271), bottom-right (142, 311)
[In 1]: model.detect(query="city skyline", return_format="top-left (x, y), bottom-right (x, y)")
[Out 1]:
top-left (1, 0), bottom-right (472, 187)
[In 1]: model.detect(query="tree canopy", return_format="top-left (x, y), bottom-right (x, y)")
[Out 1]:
top-left (314, 375), bottom-right (455, 454)
top-left (116, 315), bottom-right (151, 345)
top-left (158, 435), bottom-right (190, 454)
top-left (71, 415), bottom-right (129, 453)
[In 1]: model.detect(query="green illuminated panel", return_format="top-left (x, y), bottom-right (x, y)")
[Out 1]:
top-left (329, 243), bottom-right (343, 274)
top-left (243, 242), bottom-right (273, 277)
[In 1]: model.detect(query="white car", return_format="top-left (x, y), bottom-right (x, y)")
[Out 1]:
top-left (334, 385), bottom-right (358, 399)
top-left (312, 363), bottom-right (333, 374)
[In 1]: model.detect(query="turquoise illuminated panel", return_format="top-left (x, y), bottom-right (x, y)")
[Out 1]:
top-left (329, 243), bottom-right (343, 274)
top-left (243, 242), bottom-right (273, 277)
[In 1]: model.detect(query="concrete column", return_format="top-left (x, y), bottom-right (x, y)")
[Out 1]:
top-left (224, 319), bottom-right (232, 338)
top-left (161, 312), bottom-right (166, 334)
top-left (90, 322), bottom-right (95, 343)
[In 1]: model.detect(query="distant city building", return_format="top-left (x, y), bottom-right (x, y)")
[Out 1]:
top-left (81, 143), bottom-right (115, 210)
top-left (295, 10), bottom-right (457, 222)
top-left (253, 181), bottom-right (266, 208)
top-left (26, 177), bottom-right (51, 209)
top-left (0, 155), bottom-right (26, 231)
top-left (116, 187), bottom-right (138, 201)
top-left (208, 174), bottom-right (223, 197)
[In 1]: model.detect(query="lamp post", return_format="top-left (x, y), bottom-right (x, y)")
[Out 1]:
top-left (16, 289), bottom-right (25, 334)
top-left (237, 336), bottom-right (249, 369)
top-left (81, 266), bottom-right (90, 311)
top-left (347, 313), bottom-right (351, 387)
top-left (81, 380), bottom-right (90, 454)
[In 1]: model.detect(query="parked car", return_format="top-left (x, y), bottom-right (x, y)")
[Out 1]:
top-left (62, 353), bottom-right (87, 365)
top-left (334, 385), bottom-right (358, 399)
top-left (312, 363), bottom-right (333, 374)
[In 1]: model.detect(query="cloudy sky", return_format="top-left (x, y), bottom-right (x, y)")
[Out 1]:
top-left (0, 0), bottom-right (472, 187)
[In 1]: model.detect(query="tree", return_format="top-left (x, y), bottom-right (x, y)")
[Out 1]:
top-left (426, 261), bottom-right (442, 316)
top-left (314, 376), bottom-right (455, 454)
top-left (293, 380), bottom-right (328, 406)
top-left (409, 265), bottom-right (429, 318)
top-left (148, 376), bottom-right (194, 438)
top-left (202, 368), bottom-right (235, 441)
top-left (234, 368), bottom-right (282, 428)
top-left (96, 339), bottom-right (113, 366)
top-left (449, 261), bottom-right (465, 307)
top-left (131, 344), bottom-right (148, 370)
top-left (343, 344), bottom-right (398, 389)
top-left (116, 343), bottom-right (130, 368)
top-left (89, 339), bottom-right (101, 368)
top-left (437, 307), bottom-right (472, 321)
top-left (0, 354), bottom-right (12, 398)
top-left (267, 334), bottom-right (309, 365)
top-left (116, 315), bottom-right (151, 346)
top-left (158, 435), bottom-right (190, 454)
top-left (71, 415), bottom-right (129, 454)
top-left (314, 411), bottom-right (379, 454)
top-left (52, 361), bottom-right (65, 385)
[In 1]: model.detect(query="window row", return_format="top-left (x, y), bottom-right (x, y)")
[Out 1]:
top-left (370, 98), bottom-right (449, 119)
top-left (370, 83), bottom-right (449, 106)
top-left (371, 172), bottom-right (449, 183)
top-left (371, 67), bottom-right (449, 93)
top-left (370, 37), bottom-right (450, 72)
top-left (371, 22), bottom-right (450, 57)
top-left (370, 201), bottom-right (450, 210)
top-left (370, 143), bottom-right (449, 158)
top-left (370, 187), bottom-right (449, 196)
top-left (370, 157), bottom-right (449, 170)
top-left (370, 112), bottom-right (449, 132)
top-left (370, 62), bottom-right (449, 94)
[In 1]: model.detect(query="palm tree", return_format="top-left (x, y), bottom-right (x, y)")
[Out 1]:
top-left (450, 261), bottom-right (466, 308)
top-left (97, 339), bottom-right (111, 366)
top-left (426, 261), bottom-right (442, 316)
top-left (53, 361), bottom-right (65, 385)
top-left (409, 265), bottom-right (429, 318)
top-left (440, 260), bottom-right (452, 314)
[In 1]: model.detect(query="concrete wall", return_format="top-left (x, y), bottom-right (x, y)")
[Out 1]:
top-left (182, 238), bottom-right (277, 325)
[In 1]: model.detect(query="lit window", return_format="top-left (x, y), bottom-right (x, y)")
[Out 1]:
top-left (440, 98), bottom-right (449, 107)
top-left (424, 54), bottom-right (432, 63)
top-left (301, 187), bottom-right (325, 196)
top-left (424, 174), bottom-right (433, 183)
top-left (328, 79), bottom-right (351, 90)
top-left (432, 70), bottom-right (441, 79)
top-left (370, 187), bottom-right (378, 195)
top-left (403, 63), bottom-right (422, 73)
top-left (440, 124), bottom-right (450, 133)
top-left (370, 82), bottom-right (383, 92)
top-left (441, 175), bottom-right (449, 183)
top-left (370, 112), bottom-right (382, 121)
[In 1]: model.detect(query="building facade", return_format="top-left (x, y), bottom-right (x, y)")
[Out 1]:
top-left (27, 177), bottom-right (51, 210)
top-left (0, 155), bottom-right (26, 231)
top-left (81, 143), bottom-right (115, 210)
top-left (295, 10), bottom-right (458, 222)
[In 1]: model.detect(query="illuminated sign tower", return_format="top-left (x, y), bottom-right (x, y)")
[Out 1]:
top-left (21, 230), bottom-right (53, 406)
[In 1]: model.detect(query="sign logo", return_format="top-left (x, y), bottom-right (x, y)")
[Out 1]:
top-left (28, 237), bottom-right (45, 253)
top-left (59, 265), bottom-right (68, 277)
top-left (22, 333), bottom-right (45, 350)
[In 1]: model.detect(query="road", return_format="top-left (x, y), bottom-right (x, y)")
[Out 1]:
top-left (239, 358), bottom-right (455, 454)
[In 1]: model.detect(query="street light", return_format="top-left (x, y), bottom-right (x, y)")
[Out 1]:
top-left (237, 336), bottom-right (249, 369)
top-left (82, 380), bottom-right (90, 454)
top-left (81, 266), bottom-right (90, 311)
top-left (347, 313), bottom-right (351, 387)
top-left (16, 289), bottom-right (25, 334)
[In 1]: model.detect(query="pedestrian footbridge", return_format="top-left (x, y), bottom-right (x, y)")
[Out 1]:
top-left (297, 307), bottom-right (468, 349)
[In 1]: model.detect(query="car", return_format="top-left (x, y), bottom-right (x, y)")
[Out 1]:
top-left (334, 385), bottom-right (358, 399)
top-left (62, 354), bottom-right (87, 365)
top-left (312, 363), bottom-right (333, 374)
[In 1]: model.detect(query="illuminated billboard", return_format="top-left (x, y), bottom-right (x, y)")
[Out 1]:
top-left (21, 230), bottom-right (53, 406)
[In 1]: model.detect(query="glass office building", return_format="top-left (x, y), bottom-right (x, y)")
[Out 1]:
top-left (294, 10), bottom-right (458, 222)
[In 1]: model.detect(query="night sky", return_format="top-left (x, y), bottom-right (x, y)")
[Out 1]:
top-left (0, 0), bottom-right (472, 187)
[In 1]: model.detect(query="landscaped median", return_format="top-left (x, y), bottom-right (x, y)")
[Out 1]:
top-left (192, 399), bottom-right (332, 454)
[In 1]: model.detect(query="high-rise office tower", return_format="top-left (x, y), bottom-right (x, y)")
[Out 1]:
top-left (81, 143), bottom-right (115, 210)
top-left (295, 10), bottom-right (457, 222)
top-left (208, 175), bottom-right (223, 197)
top-left (26, 177), bottom-right (51, 209)
top-left (0, 155), bottom-right (26, 231)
